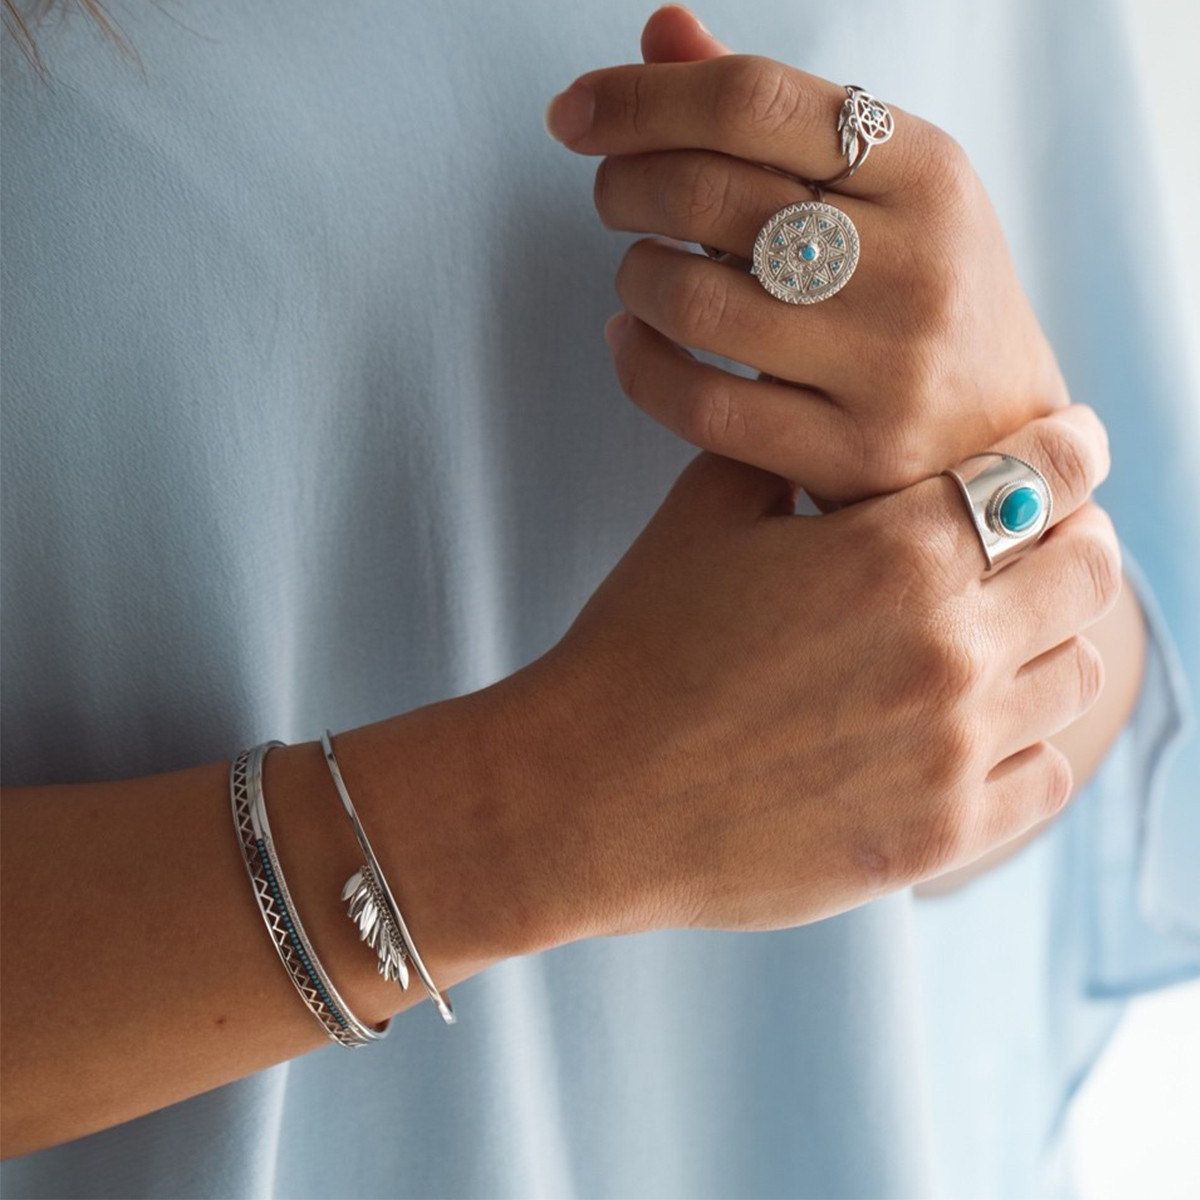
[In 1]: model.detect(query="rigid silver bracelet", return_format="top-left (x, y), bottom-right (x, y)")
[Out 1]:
top-left (320, 729), bottom-right (456, 1026)
top-left (230, 741), bottom-right (390, 1047)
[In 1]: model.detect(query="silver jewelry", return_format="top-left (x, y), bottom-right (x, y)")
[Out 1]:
top-left (810, 85), bottom-right (894, 188)
top-left (320, 730), bottom-right (456, 1026)
top-left (942, 453), bottom-right (1053, 570)
top-left (699, 175), bottom-right (823, 264)
top-left (750, 200), bottom-right (860, 304)
top-left (230, 742), bottom-right (389, 1047)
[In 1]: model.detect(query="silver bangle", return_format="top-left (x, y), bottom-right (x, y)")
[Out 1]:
top-left (320, 729), bottom-right (456, 1026)
top-left (230, 741), bottom-right (390, 1047)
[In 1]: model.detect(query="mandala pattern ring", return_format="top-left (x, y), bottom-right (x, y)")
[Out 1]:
top-left (751, 201), bottom-right (860, 304)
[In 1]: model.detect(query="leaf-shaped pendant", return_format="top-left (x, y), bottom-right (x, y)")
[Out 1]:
top-left (341, 864), bottom-right (410, 990)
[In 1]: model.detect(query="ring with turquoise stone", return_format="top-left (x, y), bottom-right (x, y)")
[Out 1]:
top-left (942, 453), bottom-right (1053, 571)
top-left (749, 200), bottom-right (860, 304)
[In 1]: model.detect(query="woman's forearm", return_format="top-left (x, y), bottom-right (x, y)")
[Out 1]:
top-left (916, 571), bottom-right (1147, 896)
top-left (1, 420), bottom-right (1127, 1155)
top-left (0, 691), bottom-right (542, 1160)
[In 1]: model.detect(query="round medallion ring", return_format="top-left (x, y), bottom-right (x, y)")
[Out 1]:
top-left (750, 201), bottom-right (860, 304)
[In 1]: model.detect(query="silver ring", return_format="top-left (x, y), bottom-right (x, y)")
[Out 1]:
top-left (749, 200), bottom-right (859, 304)
top-left (942, 453), bottom-right (1053, 571)
top-left (699, 174), bottom-right (823, 263)
top-left (809, 84), bottom-right (894, 189)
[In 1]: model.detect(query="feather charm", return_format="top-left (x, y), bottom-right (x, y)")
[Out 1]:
top-left (342, 865), bottom-right (410, 989)
top-left (839, 103), bottom-right (860, 168)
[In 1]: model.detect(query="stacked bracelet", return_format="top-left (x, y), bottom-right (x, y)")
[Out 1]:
top-left (230, 742), bottom-right (390, 1047)
top-left (320, 729), bottom-right (456, 1025)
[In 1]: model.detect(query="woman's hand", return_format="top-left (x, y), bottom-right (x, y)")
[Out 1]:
top-left (486, 406), bottom-right (1117, 942)
top-left (544, 10), bottom-right (1068, 501)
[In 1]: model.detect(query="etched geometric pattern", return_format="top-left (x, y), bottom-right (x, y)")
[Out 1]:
top-left (751, 201), bottom-right (860, 305)
top-left (231, 748), bottom-right (369, 1048)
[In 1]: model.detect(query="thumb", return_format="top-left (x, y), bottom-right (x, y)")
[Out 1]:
top-left (640, 4), bottom-right (733, 63)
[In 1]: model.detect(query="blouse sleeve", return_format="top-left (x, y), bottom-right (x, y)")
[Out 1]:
top-left (1079, 546), bottom-right (1200, 998)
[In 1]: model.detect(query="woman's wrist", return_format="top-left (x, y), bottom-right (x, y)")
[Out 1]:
top-left (262, 679), bottom-right (572, 1026)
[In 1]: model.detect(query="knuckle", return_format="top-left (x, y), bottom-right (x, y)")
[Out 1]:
top-left (882, 239), bottom-right (969, 365)
top-left (611, 331), bottom-right (641, 399)
top-left (1041, 747), bottom-right (1075, 814)
top-left (905, 801), bottom-right (971, 881)
top-left (614, 238), bottom-right (644, 299)
top-left (916, 267), bottom-right (967, 344)
top-left (686, 379), bottom-right (745, 450)
top-left (1074, 531), bottom-right (1122, 613)
top-left (668, 154), bottom-right (734, 229)
top-left (719, 57), bottom-right (808, 139)
top-left (923, 630), bottom-right (987, 709)
top-left (1070, 637), bottom-right (1106, 710)
top-left (1039, 416), bottom-right (1097, 506)
top-left (626, 70), bottom-right (651, 137)
top-left (1083, 501), bottom-right (1120, 553)
top-left (666, 267), bottom-right (732, 341)
top-left (909, 126), bottom-right (977, 212)
top-left (925, 709), bottom-right (979, 789)
top-left (1072, 404), bottom-right (1112, 477)
top-left (593, 158), bottom-right (614, 226)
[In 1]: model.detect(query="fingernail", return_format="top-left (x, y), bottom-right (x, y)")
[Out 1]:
top-left (544, 83), bottom-right (595, 144)
top-left (604, 312), bottom-right (630, 350)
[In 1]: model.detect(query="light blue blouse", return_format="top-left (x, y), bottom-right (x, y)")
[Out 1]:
top-left (2, 2), bottom-right (1196, 1197)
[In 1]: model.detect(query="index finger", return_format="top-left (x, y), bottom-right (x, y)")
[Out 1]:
top-left (544, 55), bottom-right (927, 197)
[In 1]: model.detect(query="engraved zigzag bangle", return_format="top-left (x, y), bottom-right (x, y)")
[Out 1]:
top-left (319, 729), bottom-right (456, 1026)
top-left (230, 741), bottom-right (390, 1047)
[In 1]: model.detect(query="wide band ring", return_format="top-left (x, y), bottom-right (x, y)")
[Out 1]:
top-left (809, 84), bottom-right (895, 189)
top-left (942, 453), bottom-right (1053, 571)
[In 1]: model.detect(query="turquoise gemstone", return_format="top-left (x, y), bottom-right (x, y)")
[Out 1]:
top-left (800, 243), bottom-right (817, 262)
top-left (997, 485), bottom-right (1042, 533)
